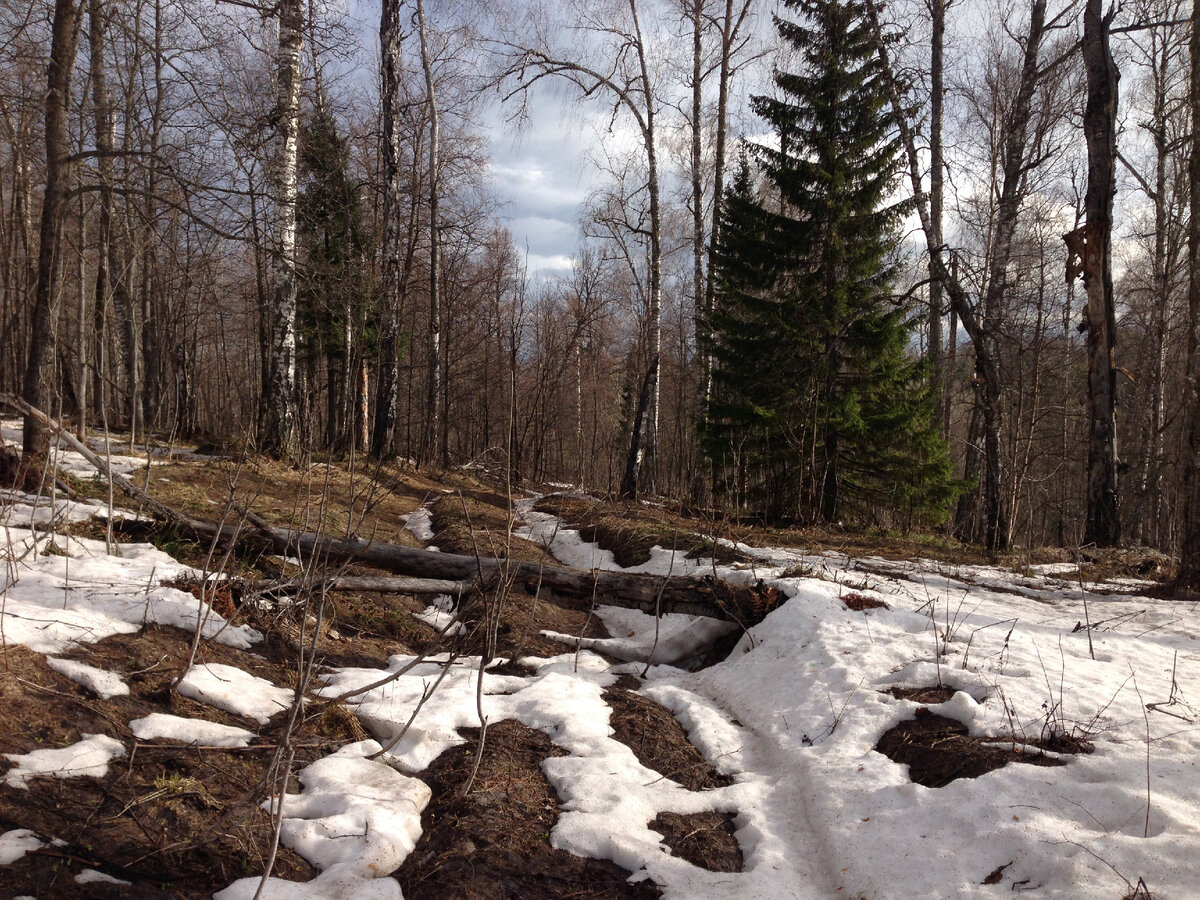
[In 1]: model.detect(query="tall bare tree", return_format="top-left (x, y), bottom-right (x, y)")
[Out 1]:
top-left (498, 0), bottom-right (665, 499)
top-left (928, 0), bottom-right (947, 433)
top-left (260, 0), bottom-right (303, 460)
top-left (1078, 0), bottom-right (1121, 546)
top-left (416, 0), bottom-right (443, 468)
top-left (865, 0), bottom-right (1068, 551)
top-left (372, 0), bottom-right (404, 460)
top-left (1178, 0), bottom-right (1200, 588)
top-left (22, 0), bottom-right (81, 459)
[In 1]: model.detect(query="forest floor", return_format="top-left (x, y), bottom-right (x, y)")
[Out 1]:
top-left (0, 423), bottom-right (1193, 899)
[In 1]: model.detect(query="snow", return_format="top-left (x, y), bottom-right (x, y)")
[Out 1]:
top-left (176, 662), bottom-right (296, 724)
top-left (1, 418), bottom-right (145, 480)
top-left (130, 713), bottom-right (257, 748)
top-left (0, 496), bottom-right (260, 655)
top-left (215, 741), bottom-right (429, 900)
top-left (544, 605), bottom-right (739, 667)
top-left (46, 657), bottom-right (129, 698)
top-left (412, 593), bottom-right (465, 635)
top-left (0, 829), bottom-right (45, 865)
top-left (3, 734), bottom-right (126, 789)
top-left (2, 487), bottom-right (1199, 898)
top-left (401, 506), bottom-right (435, 543)
top-left (74, 869), bottom-right (131, 885)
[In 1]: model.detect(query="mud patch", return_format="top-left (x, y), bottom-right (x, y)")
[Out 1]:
top-left (650, 811), bottom-right (742, 872)
top-left (875, 709), bottom-right (1066, 787)
top-left (398, 720), bottom-right (659, 899)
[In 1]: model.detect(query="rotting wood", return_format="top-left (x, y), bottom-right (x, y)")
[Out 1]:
top-left (1, 396), bottom-right (776, 626)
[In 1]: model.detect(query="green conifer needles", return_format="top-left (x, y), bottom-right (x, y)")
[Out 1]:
top-left (701, 0), bottom-right (958, 527)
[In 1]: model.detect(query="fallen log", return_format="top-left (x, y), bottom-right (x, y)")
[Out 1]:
top-left (181, 518), bottom-right (775, 624)
top-left (232, 574), bottom-right (473, 597)
top-left (3, 396), bottom-right (778, 626)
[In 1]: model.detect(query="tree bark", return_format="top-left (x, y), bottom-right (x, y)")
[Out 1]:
top-left (261, 0), bottom-right (303, 461)
top-left (23, 0), bottom-right (81, 459)
top-left (371, 0), bottom-right (403, 460)
top-left (1177, 0), bottom-right (1200, 588)
top-left (619, 0), bottom-right (662, 500)
top-left (416, 0), bottom-right (442, 469)
top-left (928, 0), bottom-right (946, 434)
top-left (1081, 0), bottom-right (1121, 547)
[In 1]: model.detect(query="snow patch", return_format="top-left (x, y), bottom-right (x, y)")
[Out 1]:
top-left (46, 657), bottom-right (129, 699)
top-left (130, 713), bottom-right (256, 748)
top-left (176, 663), bottom-right (295, 724)
top-left (3, 734), bottom-right (126, 789)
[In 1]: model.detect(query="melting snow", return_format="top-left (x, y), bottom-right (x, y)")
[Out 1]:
top-left (3, 734), bottom-right (126, 789)
top-left (1, 485), bottom-right (1198, 898)
top-left (176, 663), bottom-right (295, 724)
top-left (45, 657), bottom-right (129, 699)
top-left (130, 713), bottom-right (256, 748)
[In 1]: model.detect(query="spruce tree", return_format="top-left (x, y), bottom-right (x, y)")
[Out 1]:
top-left (297, 108), bottom-right (374, 451)
top-left (703, 0), bottom-right (957, 526)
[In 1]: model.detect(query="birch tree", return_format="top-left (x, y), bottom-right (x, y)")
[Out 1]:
top-left (260, 0), bottom-right (303, 460)
top-left (416, 0), bottom-right (443, 468)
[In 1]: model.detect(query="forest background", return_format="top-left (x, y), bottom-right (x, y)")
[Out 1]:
top-left (2, 0), bottom-right (1199, 577)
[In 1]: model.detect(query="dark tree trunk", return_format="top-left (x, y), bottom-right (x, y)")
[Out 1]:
top-left (1178, 0), bottom-right (1200, 588)
top-left (371, 0), bottom-right (403, 459)
top-left (928, 0), bottom-right (945, 433)
top-left (1081, 0), bottom-right (1121, 547)
top-left (23, 0), bottom-right (80, 459)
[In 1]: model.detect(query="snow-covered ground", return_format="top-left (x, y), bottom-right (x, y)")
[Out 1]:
top-left (0, 419), bottom-right (147, 480)
top-left (0, 476), bottom-right (1197, 898)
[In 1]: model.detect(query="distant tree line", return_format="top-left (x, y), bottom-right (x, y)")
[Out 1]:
top-left (2, 0), bottom-right (1199, 582)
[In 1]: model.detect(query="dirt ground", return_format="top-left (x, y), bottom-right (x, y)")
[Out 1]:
top-left (0, 451), bottom-right (1152, 895)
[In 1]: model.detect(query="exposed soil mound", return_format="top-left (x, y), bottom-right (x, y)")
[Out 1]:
top-left (650, 811), bottom-right (742, 872)
top-left (884, 685), bottom-right (956, 704)
top-left (875, 708), bottom-right (1066, 787)
top-left (0, 641), bottom-right (319, 897)
top-left (398, 720), bottom-right (660, 899)
top-left (604, 687), bottom-right (734, 793)
top-left (843, 592), bottom-right (888, 611)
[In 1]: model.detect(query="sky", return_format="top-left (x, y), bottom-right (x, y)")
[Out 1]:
top-left (485, 92), bottom-right (596, 278)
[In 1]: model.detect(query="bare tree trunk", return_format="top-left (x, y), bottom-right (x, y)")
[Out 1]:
top-left (866, 0), bottom-right (1051, 551)
top-left (688, 0), bottom-right (706, 502)
top-left (928, 0), bottom-right (946, 433)
top-left (1081, 0), bottom-right (1121, 547)
top-left (139, 0), bottom-right (166, 434)
top-left (372, 0), bottom-right (403, 459)
top-left (261, 0), bottom-right (303, 460)
top-left (416, 0), bottom-right (441, 469)
top-left (23, 0), bottom-right (80, 459)
top-left (619, 0), bottom-right (662, 499)
top-left (1177, 0), bottom-right (1200, 588)
top-left (1137, 20), bottom-right (1179, 547)
top-left (89, 0), bottom-right (140, 442)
